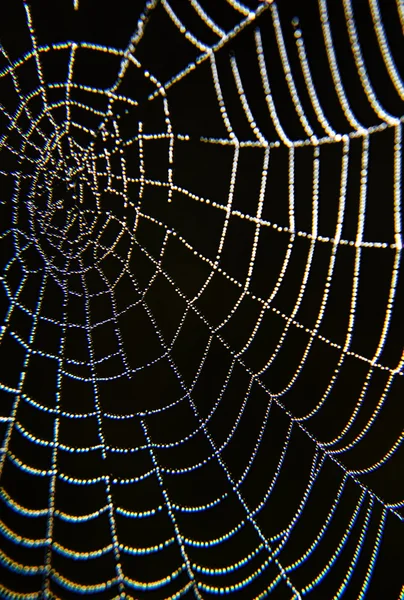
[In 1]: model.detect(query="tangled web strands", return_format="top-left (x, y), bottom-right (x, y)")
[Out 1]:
top-left (0, 0), bottom-right (403, 598)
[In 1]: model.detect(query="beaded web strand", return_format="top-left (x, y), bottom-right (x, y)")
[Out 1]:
top-left (0, 0), bottom-right (403, 598)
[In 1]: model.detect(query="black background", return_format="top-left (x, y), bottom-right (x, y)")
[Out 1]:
top-left (0, 1), bottom-right (403, 598)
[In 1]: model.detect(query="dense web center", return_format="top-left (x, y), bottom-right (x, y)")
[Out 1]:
top-left (0, 1), bottom-right (403, 599)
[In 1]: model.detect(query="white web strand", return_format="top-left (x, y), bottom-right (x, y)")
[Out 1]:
top-left (0, 0), bottom-right (403, 598)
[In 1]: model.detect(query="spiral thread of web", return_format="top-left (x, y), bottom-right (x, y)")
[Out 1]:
top-left (0, 0), bottom-right (403, 598)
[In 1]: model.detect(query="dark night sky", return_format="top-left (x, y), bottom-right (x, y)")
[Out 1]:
top-left (0, 1), bottom-right (403, 598)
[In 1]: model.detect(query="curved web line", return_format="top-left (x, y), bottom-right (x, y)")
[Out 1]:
top-left (0, 0), bottom-right (403, 597)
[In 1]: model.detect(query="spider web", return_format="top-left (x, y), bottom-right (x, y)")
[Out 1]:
top-left (0, 0), bottom-right (403, 598)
